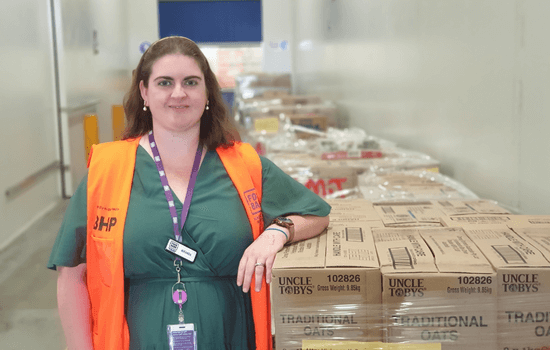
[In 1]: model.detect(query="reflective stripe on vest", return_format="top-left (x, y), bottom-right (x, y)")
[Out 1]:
top-left (87, 138), bottom-right (271, 350)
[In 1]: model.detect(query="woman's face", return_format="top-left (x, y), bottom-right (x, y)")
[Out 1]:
top-left (140, 54), bottom-right (208, 134)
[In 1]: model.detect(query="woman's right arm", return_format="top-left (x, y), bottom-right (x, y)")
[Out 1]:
top-left (57, 264), bottom-right (94, 350)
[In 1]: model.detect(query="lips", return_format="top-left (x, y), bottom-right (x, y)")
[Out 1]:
top-left (169, 105), bottom-right (189, 109)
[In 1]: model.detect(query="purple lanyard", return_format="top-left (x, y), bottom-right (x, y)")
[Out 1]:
top-left (148, 131), bottom-right (203, 258)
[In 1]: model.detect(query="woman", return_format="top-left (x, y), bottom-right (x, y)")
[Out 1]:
top-left (48, 36), bottom-right (330, 350)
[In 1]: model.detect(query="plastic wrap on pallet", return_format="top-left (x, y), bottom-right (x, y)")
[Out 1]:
top-left (283, 163), bottom-right (361, 199)
top-left (317, 127), bottom-right (393, 151)
top-left (272, 226), bottom-right (385, 349)
top-left (250, 129), bottom-right (439, 174)
top-left (270, 201), bottom-right (550, 349)
top-left (246, 125), bottom-right (395, 159)
top-left (365, 148), bottom-right (441, 173)
top-left (234, 72), bottom-right (291, 100)
top-left (460, 226), bottom-right (550, 350)
top-left (248, 101), bottom-right (341, 127)
top-left (236, 96), bottom-right (287, 128)
top-left (358, 170), bottom-right (479, 203)
top-left (243, 129), bottom-right (310, 156)
top-left (322, 147), bottom-right (440, 175)
top-left (272, 299), bottom-right (377, 349)
top-left (298, 341), bottom-right (442, 349)
top-left (373, 227), bottom-right (499, 350)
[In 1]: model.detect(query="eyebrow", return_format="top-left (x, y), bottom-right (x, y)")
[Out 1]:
top-left (153, 75), bottom-right (202, 81)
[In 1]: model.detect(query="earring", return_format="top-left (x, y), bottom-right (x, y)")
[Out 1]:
top-left (143, 105), bottom-right (147, 111)
top-left (205, 100), bottom-right (210, 110)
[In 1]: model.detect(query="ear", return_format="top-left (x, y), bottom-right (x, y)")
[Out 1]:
top-left (139, 80), bottom-right (147, 104)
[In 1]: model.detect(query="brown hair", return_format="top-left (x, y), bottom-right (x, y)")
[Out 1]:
top-left (122, 36), bottom-right (237, 149)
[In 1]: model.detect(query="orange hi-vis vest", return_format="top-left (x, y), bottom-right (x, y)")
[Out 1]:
top-left (86, 137), bottom-right (272, 350)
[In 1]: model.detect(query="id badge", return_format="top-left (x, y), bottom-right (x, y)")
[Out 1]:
top-left (165, 239), bottom-right (197, 263)
top-left (167, 323), bottom-right (197, 350)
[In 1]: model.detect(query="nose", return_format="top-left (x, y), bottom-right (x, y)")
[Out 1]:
top-left (172, 84), bottom-right (187, 98)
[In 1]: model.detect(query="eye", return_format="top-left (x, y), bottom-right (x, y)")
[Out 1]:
top-left (158, 80), bottom-right (172, 86)
top-left (185, 79), bottom-right (199, 86)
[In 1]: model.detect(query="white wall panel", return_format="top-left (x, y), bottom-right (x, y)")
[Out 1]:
top-left (127, 0), bottom-right (159, 69)
top-left (0, 0), bottom-right (60, 248)
top-left (57, 0), bottom-right (131, 194)
top-left (285, 0), bottom-right (549, 214)
top-left (261, 0), bottom-right (293, 73)
top-left (516, 0), bottom-right (550, 214)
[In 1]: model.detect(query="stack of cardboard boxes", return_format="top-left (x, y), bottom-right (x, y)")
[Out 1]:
top-left (272, 200), bottom-right (383, 349)
top-left (375, 227), bottom-right (498, 350)
top-left (271, 199), bottom-right (550, 349)
top-left (441, 213), bottom-right (550, 350)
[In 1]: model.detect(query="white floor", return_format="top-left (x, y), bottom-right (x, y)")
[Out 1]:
top-left (0, 200), bottom-right (68, 350)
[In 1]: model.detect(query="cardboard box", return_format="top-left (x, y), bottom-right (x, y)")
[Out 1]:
top-left (280, 95), bottom-right (323, 106)
top-left (253, 116), bottom-right (280, 133)
top-left (272, 222), bottom-right (382, 350)
top-left (511, 227), bottom-right (550, 262)
top-left (290, 166), bottom-right (359, 199)
top-left (250, 112), bottom-right (328, 137)
top-left (462, 226), bottom-right (550, 350)
top-left (248, 103), bottom-right (339, 127)
top-left (374, 227), bottom-right (497, 350)
top-left (431, 199), bottom-right (511, 216)
top-left (321, 150), bottom-right (384, 161)
top-left (324, 199), bottom-right (382, 223)
top-left (288, 113), bottom-right (328, 138)
top-left (506, 215), bottom-right (550, 229)
top-left (235, 72), bottom-right (292, 89)
top-left (372, 202), bottom-right (444, 227)
top-left (359, 172), bottom-right (472, 203)
top-left (442, 215), bottom-right (550, 228)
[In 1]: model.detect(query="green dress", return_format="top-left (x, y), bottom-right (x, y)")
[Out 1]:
top-left (48, 145), bottom-right (331, 350)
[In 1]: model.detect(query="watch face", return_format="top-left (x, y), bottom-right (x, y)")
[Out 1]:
top-left (277, 217), bottom-right (292, 224)
top-left (273, 217), bottom-right (293, 228)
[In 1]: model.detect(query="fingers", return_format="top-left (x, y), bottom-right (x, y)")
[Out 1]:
top-left (265, 255), bottom-right (275, 285)
top-left (237, 256), bottom-right (274, 293)
top-left (236, 234), bottom-right (281, 293)
top-left (236, 256), bottom-right (257, 293)
top-left (253, 263), bottom-right (265, 292)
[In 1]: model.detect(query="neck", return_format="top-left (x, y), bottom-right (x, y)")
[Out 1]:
top-left (152, 126), bottom-right (201, 158)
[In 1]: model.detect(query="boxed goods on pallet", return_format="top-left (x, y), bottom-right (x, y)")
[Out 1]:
top-left (338, 148), bottom-right (440, 174)
top-left (372, 201), bottom-right (445, 227)
top-left (441, 215), bottom-right (550, 228)
top-left (252, 113), bottom-right (330, 138)
top-left (288, 165), bottom-right (359, 199)
top-left (512, 227), bottom-right (550, 264)
top-left (272, 220), bottom-right (383, 350)
top-left (358, 171), bottom-right (478, 203)
top-left (234, 72), bottom-right (291, 100)
top-left (245, 101), bottom-right (341, 133)
top-left (280, 95), bottom-right (323, 106)
top-left (461, 226), bottom-right (550, 350)
top-left (256, 147), bottom-right (362, 199)
top-left (430, 199), bottom-right (511, 217)
top-left (324, 199), bottom-right (381, 223)
top-left (506, 215), bottom-right (550, 229)
top-left (373, 227), bottom-right (498, 350)
top-left (249, 102), bottom-right (340, 128)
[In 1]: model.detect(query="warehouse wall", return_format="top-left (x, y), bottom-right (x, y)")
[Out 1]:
top-left (0, 0), bottom-right (134, 250)
top-left (287, 0), bottom-right (550, 214)
top-left (57, 0), bottom-right (132, 194)
top-left (0, 0), bottom-right (61, 250)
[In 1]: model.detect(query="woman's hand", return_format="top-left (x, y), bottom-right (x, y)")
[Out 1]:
top-left (236, 227), bottom-right (288, 293)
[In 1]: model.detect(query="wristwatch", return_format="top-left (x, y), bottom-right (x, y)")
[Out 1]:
top-left (271, 216), bottom-right (295, 245)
